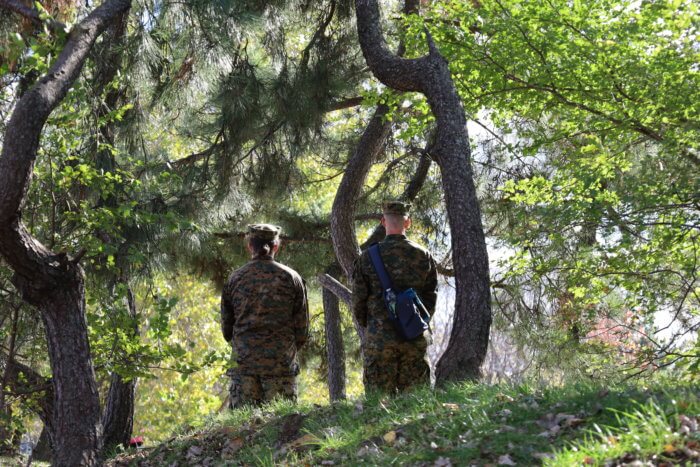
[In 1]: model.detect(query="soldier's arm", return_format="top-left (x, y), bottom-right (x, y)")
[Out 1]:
top-left (420, 253), bottom-right (439, 315)
top-left (220, 282), bottom-right (234, 343)
top-left (293, 277), bottom-right (310, 349)
top-left (351, 257), bottom-right (370, 327)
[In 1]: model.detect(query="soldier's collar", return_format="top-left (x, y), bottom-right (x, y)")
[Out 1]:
top-left (253, 254), bottom-right (275, 261)
top-left (384, 234), bottom-right (407, 241)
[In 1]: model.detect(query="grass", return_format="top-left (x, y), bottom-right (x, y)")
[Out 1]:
top-left (104, 375), bottom-right (699, 466)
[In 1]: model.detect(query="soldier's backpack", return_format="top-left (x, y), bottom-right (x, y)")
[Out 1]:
top-left (367, 244), bottom-right (431, 341)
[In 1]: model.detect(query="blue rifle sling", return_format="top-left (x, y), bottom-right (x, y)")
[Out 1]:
top-left (368, 244), bottom-right (399, 323)
top-left (368, 244), bottom-right (394, 291)
top-left (367, 244), bottom-right (430, 340)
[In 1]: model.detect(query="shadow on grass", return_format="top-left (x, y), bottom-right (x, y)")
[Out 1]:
top-left (105, 379), bottom-right (699, 466)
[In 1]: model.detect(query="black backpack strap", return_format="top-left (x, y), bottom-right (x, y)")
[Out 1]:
top-left (368, 244), bottom-right (394, 292)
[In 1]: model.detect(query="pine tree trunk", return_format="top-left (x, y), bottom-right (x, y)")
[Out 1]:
top-left (329, 0), bottom-right (419, 281)
top-left (101, 285), bottom-right (137, 452)
top-left (0, 0), bottom-right (133, 463)
top-left (323, 266), bottom-right (346, 401)
top-left (355, 0), bottom-right (492, 383)
top-left (101, 373), bottom-right (136, 452)
top-left (27, 272), bottom-right (103, 466)
top-left (32, 425), bottom-right (53, 463)
top-left (329, 105), bottom-right (392, 280)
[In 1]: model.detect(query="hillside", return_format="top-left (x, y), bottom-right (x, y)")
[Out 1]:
top-left (106, 379), bottom-right (699, 466)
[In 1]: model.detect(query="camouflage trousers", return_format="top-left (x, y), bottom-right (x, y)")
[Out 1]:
top-left (363, 335), bottom-right (430, 393)
top-left (227, 368), bottom-right (297, 409)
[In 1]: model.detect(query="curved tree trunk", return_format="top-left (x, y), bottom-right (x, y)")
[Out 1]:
top-left (323, 265), bottom-right (346, 401)
top-left (0, 0), bottom-right (133, 464)
top-left (355, 0), bottom-right (492, 383)
top-left (329, 105), bottom-right (392, 280)
top-left (329, 0), bottom-right (420, 282)
top-left (327, 3), bottom-right (421, 378)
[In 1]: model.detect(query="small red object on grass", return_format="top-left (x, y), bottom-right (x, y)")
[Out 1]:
top-left (129, 436), bottom-right (144, 448)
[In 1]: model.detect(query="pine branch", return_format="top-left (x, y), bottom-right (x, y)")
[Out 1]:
top-left (0, 0), bottom-right (66, 32)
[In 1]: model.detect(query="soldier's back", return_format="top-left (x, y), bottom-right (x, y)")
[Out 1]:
top-left (224, 259), bottom-right (305, 376)
top-left (359, 234), bottom-right (436, 333)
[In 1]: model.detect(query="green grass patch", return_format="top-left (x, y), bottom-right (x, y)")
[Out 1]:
top-left (106, 377), bottom-right (700, 466)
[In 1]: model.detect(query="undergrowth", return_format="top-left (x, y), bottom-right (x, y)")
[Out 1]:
top-left (106, 376), bottom-right (699, 466)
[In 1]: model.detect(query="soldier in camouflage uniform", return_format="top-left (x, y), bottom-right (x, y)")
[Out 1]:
top-left (221, 224), bottom-right (309, 408)
top-left (352, 201), bottom-right (438, 393)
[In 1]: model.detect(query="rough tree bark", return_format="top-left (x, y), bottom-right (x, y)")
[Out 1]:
top-left (355, 0), bottom-right (492, 383)
top-left (0, 0), bottom-right (133, 464)
top-left (323, 264), bottom-right (346, 401)
top-left (329, 104), bottom-right (392, 280)
top-left (101, 283), bottom-right (137, 451)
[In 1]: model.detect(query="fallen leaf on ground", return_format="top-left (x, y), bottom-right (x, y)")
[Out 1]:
top-left (221, 437), bottom-right (244, 459)
top-left (497, 454), bottom-right (516, 465)
top-left (442, 403), bottom-right (460, 411)
top-left (357, 444), bottom-right (380, 457)
top-left (286, 433), bottom-right (318, 450)
top-left (496, 393), bottom-right (515, 402)
top-left (383, 431), bottom-right (397, 444)
top-left (186, 445), bottom-right (203, 460)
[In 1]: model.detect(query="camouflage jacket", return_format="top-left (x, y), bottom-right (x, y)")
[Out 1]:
top-left (221, 255), bottom-right (309, 376)
top-left (352, 234), bottom-right (438, 339)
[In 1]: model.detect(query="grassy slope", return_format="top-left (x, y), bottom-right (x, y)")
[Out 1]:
top-left (106, 379), bottom-right (699, 466)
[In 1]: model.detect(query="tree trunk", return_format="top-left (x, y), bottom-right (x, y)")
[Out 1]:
top-left (32, 425), bottom-right (53, 463)
top-left (101, 284), bottom-right (137, 452)
top-left (0, 304), bottom-right (20, 452)
top-left (323, 265), bottom-right (346, 401)
top-left (329, 105), bottom-right (392, 280)
top-left (329, 0), bottom-right (420, 281)
top-left (355, 0), bottom-right (492, 383)
top-left (0, 0), bottom-right (133, 464)
top-left (34, 280), bottom-right (103, 466)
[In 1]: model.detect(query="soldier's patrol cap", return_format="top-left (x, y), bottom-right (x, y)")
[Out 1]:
top-left (246, 223), bottom-right (281, 241)
top-left (382, 200), bottom-right (411, 216)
